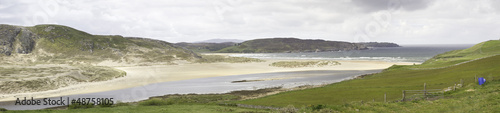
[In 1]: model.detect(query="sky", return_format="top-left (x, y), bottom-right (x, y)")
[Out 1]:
top-left (1, 0), bottom-right (500, 44)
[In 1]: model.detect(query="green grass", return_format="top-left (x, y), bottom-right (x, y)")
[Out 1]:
top-left (238, 40), bottom-right (500, 107)
top-left (292, 80), bottom-right (500, 112)
top-left (3, 105), bottom-right (270, 113)
top-left (414, 40), bottom-right (500, 68)
top-left (2, 94), bottom-right (268, 113)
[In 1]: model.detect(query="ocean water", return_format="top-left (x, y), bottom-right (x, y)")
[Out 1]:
top-left (228, 44), bottom-right (474, 63)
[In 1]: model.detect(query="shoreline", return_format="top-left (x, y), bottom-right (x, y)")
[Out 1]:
top-left (0, 59), bottom-right (414, 102)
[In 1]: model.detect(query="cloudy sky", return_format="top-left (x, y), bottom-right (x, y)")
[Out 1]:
top-left (1, 0), bottom-right (499, 44)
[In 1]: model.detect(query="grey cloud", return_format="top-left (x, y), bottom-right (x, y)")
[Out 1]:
top-left (352, 0), bottom-right (433, 12)
top-left (0, 0), bottom-right (498, 44)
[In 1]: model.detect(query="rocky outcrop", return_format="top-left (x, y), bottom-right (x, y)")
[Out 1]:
top-left (0, 25), bottom-right (40, 55)
top-left (17, 28), bottom-right (38, 54)
top-left (0, 24), bottom-right (21, 55)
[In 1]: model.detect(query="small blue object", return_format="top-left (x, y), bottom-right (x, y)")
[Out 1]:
top-left (478, 77), bottom-right (486, 85)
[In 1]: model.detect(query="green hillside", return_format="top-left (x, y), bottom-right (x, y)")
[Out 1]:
top-left (237, 40), bottom-right (500, 107)
top-left (217, 38), bottom-right (368, 53)
top-left (174, 42), bottom-right (236, 53)
top-left (0, 24), bottom-right (200, 64)
top-left (415, 40), bottom-right (500, 68)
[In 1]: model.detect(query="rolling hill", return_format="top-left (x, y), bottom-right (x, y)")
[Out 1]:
top-left (217, 38), bottom-right (369, 53)
top-left (0, 24), bottom-right (200, 64)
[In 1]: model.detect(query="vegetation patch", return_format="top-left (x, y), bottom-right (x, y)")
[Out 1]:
top-left (0, 65), bottom-right (126, 94)
top-left (269, 60), bottom-right (340, 68)
top-left (139, 98), bottom-right (174, 106)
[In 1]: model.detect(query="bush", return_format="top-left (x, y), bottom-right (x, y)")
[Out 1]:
top-left (0, 107), bottom-right (7, 111)
top-left (307, 104), bottom-right (326, 111)
top-left (279, 105), bottom-right (298, 113)
top-left (139, 98), bottom-right (173, 106)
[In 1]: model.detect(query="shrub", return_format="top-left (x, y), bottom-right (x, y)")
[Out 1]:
top-left (139, 98), bottom-right (173, 106)
top-left (307, 104), bottom-right (326, 111)
top-left (279, 105), bottom-right (298, 113)
top-left (0, 107), bottom-right (7, 111)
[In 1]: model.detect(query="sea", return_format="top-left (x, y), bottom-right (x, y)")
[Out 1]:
top-left (228, 44), bottom-right (474, 63)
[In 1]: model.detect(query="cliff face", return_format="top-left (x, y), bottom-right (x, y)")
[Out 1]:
top-left (0, 25), bottom-right (21, 55)
top-left (217, 38), bottom-right (368, 53)
top-left (0, 24), bottom-right (200, 64)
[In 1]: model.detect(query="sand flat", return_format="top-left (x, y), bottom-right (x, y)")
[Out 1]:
top-left (0, 59), bottom-right (413, 102)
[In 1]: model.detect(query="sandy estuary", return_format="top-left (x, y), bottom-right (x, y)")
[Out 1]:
top-left (0, 59), bottom-right (414, 110)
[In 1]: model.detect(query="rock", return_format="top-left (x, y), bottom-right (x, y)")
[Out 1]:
top-left (0, 25), bottom-right (22, 56)
top-left (17, 28), bottom-right (38, 54)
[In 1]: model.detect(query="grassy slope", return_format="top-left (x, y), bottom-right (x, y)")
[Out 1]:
top-left (4, 105), bottom-right (270, 113)
top-left (414, 40), bottom-right (500, 68)
top-left (16, 24), bottom-right (198, 63)
top-left (298, 80), bottom-right (500, 112)
top-left (238, 40), bottom-right (500, 107)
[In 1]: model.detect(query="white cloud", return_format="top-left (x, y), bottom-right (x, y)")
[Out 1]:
top-left (0, 0), bottom-right (499, 44)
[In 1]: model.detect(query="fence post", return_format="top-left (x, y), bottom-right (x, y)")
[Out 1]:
top-left (424, 83), bottom-right (427, 97)
top-left (475, 75), bottom-right (477, 83)
top-left (454, 82), bottom-right (456, 91)
top-left (402, 90), bottom-right (405, 101)
top-left (460, 79), bottom-right (463, 87)
top-left (384, 93), bottom-right (387, 103)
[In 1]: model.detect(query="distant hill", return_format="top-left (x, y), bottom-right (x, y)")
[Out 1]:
top-left (0, 24), bottom-right (200, 64)
top-left (358, 42), bottom-right (400, 47)
top-left (174, 42), bottom-right (236, 53)
top-left (195, 39), bottom-right (245, 43)
top-left (216, 38), bottom-right (368, 53)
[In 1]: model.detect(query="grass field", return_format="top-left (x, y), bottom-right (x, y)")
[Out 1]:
top-left (1, 104), bottom-right (270, 113)
top-left (414, 40), bottom-right (500, 68)
top-left (291, 80), bottom-right (500, 112)
top-left (238, 40), bottom-right (500, 107)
